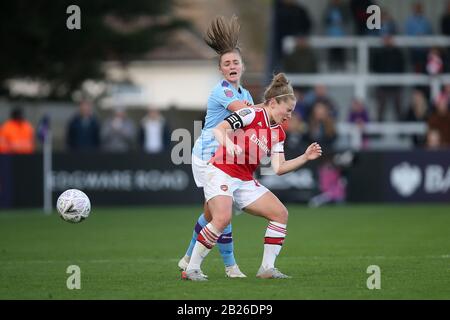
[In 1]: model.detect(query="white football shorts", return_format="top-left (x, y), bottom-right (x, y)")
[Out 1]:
top-left (191, 154), bottom-right (209, 187)
top-left (203, 163), bottom-right (269, 210)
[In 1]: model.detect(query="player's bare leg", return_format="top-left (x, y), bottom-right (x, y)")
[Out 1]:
top-left (180, 200), bottom-right (246, 278)
top-left (205, 201), bottom-right (246, 277)
top-left (184, 196), bottom-right (233, 281)
top-left (244, 191), bottom-right (291, 279)
top-left (203, 201), bottom-right (212, 221)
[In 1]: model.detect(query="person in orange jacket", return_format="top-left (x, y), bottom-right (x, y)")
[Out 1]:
top-left (0, 107), bottom-right (35, 154)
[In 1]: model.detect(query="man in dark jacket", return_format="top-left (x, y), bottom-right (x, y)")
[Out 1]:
top-left (66, 100), bottom-right (100, 151)
top-left (370, 35), bottom-right (406, 121)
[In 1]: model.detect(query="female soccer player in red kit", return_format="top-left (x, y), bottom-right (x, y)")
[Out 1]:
top-left (184, 73), bottom-right (323, 280)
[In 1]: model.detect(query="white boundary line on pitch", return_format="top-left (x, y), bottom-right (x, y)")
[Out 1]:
top-left (1, 255), bottom-right (449, 264)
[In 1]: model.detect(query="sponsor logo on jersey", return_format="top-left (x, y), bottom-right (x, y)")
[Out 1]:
top-left (250, 133), bottom-right (270, 154)
top-left (257, 121), bottom-right (262, 127)
top-left (220, 184), bottom-right (229, 191)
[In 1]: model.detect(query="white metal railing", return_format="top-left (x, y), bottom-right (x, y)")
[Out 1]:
top-left (283, 36), bottom-right (450, 100)
top-left (284, 36), bottom-right (450, 49)
top-left (337, 122), bottom-right (427, 150)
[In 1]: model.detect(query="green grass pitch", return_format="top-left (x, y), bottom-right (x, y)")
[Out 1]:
top-left (0, 204), bottom-right (449, 299)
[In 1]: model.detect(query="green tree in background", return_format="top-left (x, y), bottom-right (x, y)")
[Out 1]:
top-left (0, 0), bottom-right (187, 99)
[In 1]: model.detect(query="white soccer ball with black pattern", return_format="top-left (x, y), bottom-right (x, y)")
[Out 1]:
top-left (56, 189), bottom-right (91, 223)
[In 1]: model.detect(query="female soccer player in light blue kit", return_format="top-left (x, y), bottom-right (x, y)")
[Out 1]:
top-left (178, 16), bottom-right (252, 278)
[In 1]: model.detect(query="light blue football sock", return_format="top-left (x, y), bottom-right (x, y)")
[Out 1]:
top-left (217, 223), bottom-right (236, 267)
top-left (185, 213), bottom-right (208, 257)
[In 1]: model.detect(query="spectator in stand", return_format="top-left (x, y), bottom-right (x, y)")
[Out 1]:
top-left (101, 107), bottom-right (137, 152)
top-left (405, 2), bottom-right (433, 73)
top-left (442, 1), bottom-right (450, 34)
top-left (404, 89), bottom-right (430, 122)
top-left (277, 0), bottom-right (312, 37)
top-left (303, 85), bottom-right (338, 120)
top-left (403, 89), bottom-right (430, 147)
top-left (432, 83), bottom-right (450, 116)
top-left (349, 0), bottom-right (375, 35)
top-left (292, 88), bottom-right (308, 121)
top-left (378, 9), bottom-right (397, 36)
top-left (426, 47), bottom-right (444, 75)
top-left (284, 88), bottom-right (308, 154)
top-left (282, 37), bottom-right (318, 74)
top-left (274, 0), bottom-right (313, 71)
top-left (323, 0), bottom-right (349, 70)
top-left (428, 95), bottom-right (450, 147)
top-left (66, 100), bottom-right (100, 151)
top-left (425, 129), bottom-right (442, 149)
top-left (307, 101), bottom-right (337, 151)
top-left (139, 108), bottom-right (171, 154)
top-left (435, 84), bottom-right (450, 103)
top-left (370, 35), bottom-right (405, 121)
top-left (348, 98), bottom-right (370, 148)
top-left (285, 112), bottom-right (307, 153)
top-left (425, 129), bottom-right (443, 150)
top-left (405, 2), bottom-right (432, 36)
top-left (348, 98), bottom-right (369, 125)
top-left (0, 107), bottom-right (35, 154)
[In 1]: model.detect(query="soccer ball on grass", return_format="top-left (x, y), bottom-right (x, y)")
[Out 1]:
top-left (56, 189), bottom-right (91, 223)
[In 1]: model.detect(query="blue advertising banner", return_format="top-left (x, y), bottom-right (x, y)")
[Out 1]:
top-left (1, 150), bottom-right (449, 208)
top-left (383, 151), bottom-right (450, 202)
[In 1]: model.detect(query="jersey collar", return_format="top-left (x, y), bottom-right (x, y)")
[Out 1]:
top-left (221, 79), bottom-right (243, 94)
top-left (262, 108), bottom-right (279, 128)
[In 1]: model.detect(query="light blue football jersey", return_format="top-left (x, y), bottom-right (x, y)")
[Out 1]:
top-left (192, 80), bottom-right (254, 161)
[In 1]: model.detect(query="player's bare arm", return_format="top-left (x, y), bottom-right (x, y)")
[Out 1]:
top-left (213, 120), bottom-right (242, 156)
top-left (271, 142), bottom-right (322, 175)
top-left (228, 100), bottom-right (251, 111)
top-left (227, 100), bottom-right (261, 112)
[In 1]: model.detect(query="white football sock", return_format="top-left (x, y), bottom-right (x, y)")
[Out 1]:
top-left (261, 221), bottom-right (287, 270)
top-left (186, 223), bottom-right (222, 271)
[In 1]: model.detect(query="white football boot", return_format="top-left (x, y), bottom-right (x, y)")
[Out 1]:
top-left (183, 269), bottom-right (208, 281)
top-left (178, 255), bottom-right (208, 278)
top-left (256, 267), bottom-right (291, 279)
top-left (225, 264), bottom-right (247, 278)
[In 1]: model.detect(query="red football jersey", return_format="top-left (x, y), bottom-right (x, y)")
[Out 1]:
top-left (211, 107), bottom-right (286, 181)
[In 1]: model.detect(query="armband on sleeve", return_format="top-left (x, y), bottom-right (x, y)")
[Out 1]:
top-left (224, 107), bottom-right (255, 130)
top-left (225, 113), bottom-right (244, 130)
